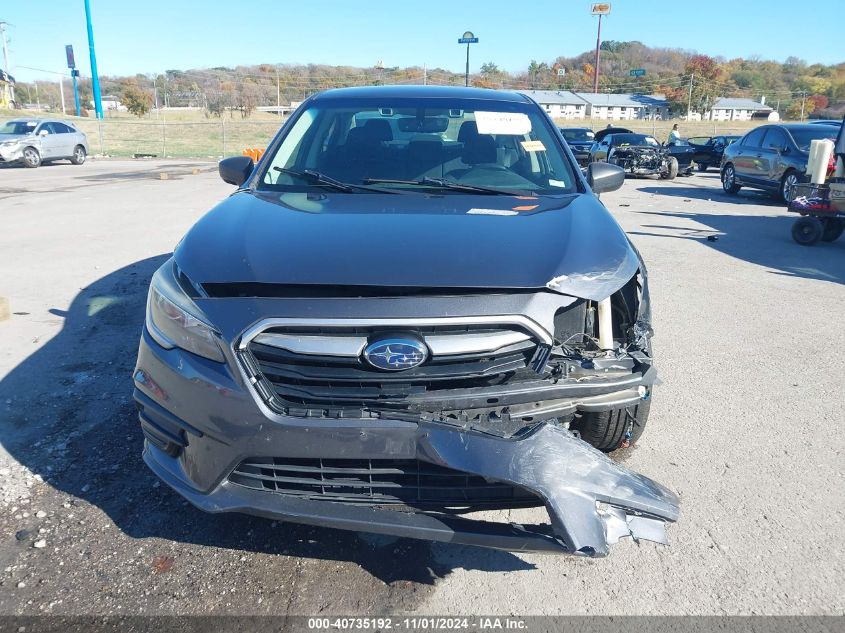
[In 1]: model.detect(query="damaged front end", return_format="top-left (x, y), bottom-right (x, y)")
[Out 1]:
top-left (208, 266), bottom-right (677, 556)
top-left (609, 146), bottom-right (668, 176)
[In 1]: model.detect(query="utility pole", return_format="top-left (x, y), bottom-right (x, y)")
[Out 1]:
top-left (276, 66), bottom-right (281, 117)
top-left (593, 13), bottom-right (603, 93)
top-left (687, 73), bottom-right (694, 120)
top-left (0, 21), bottom-right (14, 104)
top-left (800, 91), bottom-right (807, 121)
top-left (83, 0), bottom-right (103, 119)
top-left (423, 64), bottom-right (427, 85)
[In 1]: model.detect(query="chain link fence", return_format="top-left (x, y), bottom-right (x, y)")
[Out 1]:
top-left (45, 118), bottom-right (286, 159)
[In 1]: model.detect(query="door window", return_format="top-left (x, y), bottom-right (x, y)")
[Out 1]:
top-left (762, 128), bottom-right (787, 151)
top-left (742, 127), bottom-right (766, 148)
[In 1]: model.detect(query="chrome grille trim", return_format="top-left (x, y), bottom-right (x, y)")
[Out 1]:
top-left (237, 316), bottom-right (553, 351)
top-left (252, 329), bottom-right (533, 358)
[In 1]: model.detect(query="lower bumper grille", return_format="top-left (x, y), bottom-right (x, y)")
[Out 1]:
top-left (228, 457), bottom-right (543, 510)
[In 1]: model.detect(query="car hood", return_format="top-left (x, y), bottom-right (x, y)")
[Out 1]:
top-left (175, 190), bottom-right (641, 301)
top-left (0, 133), bottom-right (30, 142)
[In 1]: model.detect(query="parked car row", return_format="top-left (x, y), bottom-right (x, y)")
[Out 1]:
top-left (0, 118), bottom-right (89, 168)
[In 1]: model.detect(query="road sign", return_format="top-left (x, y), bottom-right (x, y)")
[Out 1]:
top-left (459, 30), bottom-right (479, 44)
top-left (557, 68), bottom-right (566, 76)
top-left (630, 68), bottom-right (646, 77)
top-left (65, 45), bottom-right (76, 69)
top-left (591, 3), bottom-right (611, 14)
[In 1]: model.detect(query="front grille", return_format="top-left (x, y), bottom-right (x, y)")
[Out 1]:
top-left (228, 457), bottom-right (542, 510)
top-left (239, 322), bottom-right (548, 413)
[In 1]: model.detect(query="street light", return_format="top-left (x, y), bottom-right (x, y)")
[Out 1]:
top-left (590, 3), bottom-right (611, 93)
top-left (457, 31), bottom-right (479, 87)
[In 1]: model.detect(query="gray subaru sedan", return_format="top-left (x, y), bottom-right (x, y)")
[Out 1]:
top-left (133, 85), bottom-right (679, 557)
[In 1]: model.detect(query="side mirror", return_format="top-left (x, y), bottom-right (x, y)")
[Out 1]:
top-left (781, 145), bottom-right (790, 154)
top-left (218, 155), bottom-right (254, 187)
top-left (587, 162), bottom-right (625, 194)
top-left (38, 129), bottom-right (49, 137)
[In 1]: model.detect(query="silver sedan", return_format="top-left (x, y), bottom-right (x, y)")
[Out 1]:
top-left (0, 118), bottom-right (89, 168)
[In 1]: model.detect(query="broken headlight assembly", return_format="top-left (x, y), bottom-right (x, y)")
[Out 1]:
top-left (146, 261), bottom-right (225, 362)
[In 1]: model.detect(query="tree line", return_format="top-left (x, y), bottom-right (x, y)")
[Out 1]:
top-left (8, 42), bottom-right (843, 120)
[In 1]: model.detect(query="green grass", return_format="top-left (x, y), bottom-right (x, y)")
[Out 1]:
top-left (1, 105), bottom-right (772, 159)
top-left (1, 107), bottom-right (284, 158)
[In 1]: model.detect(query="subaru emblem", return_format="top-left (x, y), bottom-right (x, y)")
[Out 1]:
top-left (363, 336), bottom-right (428, 371)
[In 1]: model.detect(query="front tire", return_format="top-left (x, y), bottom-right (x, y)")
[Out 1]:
top-left (22, 146), bottom-right (41, 168)
top-left (574, 399), bottom-right (651, 452)
top-left (660, 156), bottom-right (678, 180)
top-left (780, 170), bottom-right (798, 204)
top-left (70, 145), bottom-right (86, 165)
top-left (722, 164), bottom-right (741, 193)
top-left (792, 216), bottom-right (823, 245)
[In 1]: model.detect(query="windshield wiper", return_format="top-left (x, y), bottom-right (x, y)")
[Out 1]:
top-left (273, 167), bottom-right (402, 194)
top-left (362, 176), bottom-right (524, 196)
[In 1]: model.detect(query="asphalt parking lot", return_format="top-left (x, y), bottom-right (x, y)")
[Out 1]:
top-left (0, 159), bottom-right (843, 616)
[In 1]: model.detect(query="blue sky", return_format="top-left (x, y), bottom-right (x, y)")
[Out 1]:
top-left (2, 0), bottom-right (843, 81)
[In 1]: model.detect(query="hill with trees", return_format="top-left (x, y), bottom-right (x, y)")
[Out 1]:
top-left (8, 42), bottom-right (844, 120)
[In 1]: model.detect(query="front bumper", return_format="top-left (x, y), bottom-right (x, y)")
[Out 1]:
top-left (134, 323), bottom-right (678, 556)
top-left (0, 145), bottom-right (23, 163)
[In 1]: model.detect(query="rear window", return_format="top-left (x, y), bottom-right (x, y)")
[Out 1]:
top-left (787, 127), bottom-right (838, 151)
top-left (561, 128), bottom-right (594, 142)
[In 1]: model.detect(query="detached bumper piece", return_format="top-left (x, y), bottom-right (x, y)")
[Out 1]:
top-left (145, 419), bottom-right (679, 556)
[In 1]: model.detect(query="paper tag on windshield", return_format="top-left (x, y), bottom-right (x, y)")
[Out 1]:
top-left (474, 111), bottom-right (531, 136)
top-left (520, 140), bottom-right (546, 152)
top-left (467, 208), bottom-right (519, 216)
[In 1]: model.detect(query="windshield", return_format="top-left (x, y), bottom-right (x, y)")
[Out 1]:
top-left (788, 127), bottom-right (838, 151)
top-left (561, 128), bottom-right (594, 142)
top-left (0, 120), bottom-right (37, 135)
top-left (260, 97), bottom-right (577, 195)
top-left (613, 133), bottom-right (659, 147)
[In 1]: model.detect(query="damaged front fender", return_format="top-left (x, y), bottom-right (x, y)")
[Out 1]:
top-left (419, 422), bottom-right (679, 556)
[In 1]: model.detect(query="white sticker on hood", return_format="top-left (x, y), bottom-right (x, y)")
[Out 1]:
top-left (474, 111), bottom-right (531, 136)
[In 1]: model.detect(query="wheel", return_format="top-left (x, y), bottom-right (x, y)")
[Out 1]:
top-left (697, 162), bottom-right (709, 172)
top-left (70, 145), bottom-right (86, 165)
top-left (660, 156), bottom-right (678, 180)
top-left (821, 217), bottom-right (844, 242)
top-left (780, 170), bottom-right (798, 204)
top-left (22, 146), bottom-right (41, 168)
top-left (722, 164), bottom-right (741, 193)
top-left (573, 399), bottom-right (651, 452)
top-left (791, 216), bottom-right (823, 245)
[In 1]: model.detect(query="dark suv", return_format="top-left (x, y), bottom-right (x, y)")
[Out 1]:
top-left (133, 86), bottom-right (678, 557)
top-left (721, 123), bottom-right (839, 202)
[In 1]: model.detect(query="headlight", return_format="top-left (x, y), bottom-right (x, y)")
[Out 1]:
top-left (0, 140), bottom-right (19, 148)
top-left (146, 261), bottom-right (225, 362)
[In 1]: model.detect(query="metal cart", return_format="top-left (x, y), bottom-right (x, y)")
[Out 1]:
top-left (788, 117), bottom-right (845, 246)
top-left (788, 182), bottom-right (845, 245)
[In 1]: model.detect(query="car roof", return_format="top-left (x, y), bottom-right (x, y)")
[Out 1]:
top-left (311, 85), bottom-right (532, 103)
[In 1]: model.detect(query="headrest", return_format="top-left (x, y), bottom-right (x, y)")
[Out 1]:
top-left (361, 118), bottom-right (393, 142)
top-left (462, 135), bottom-right (497, 165)
top-left (458, 121), bottom-right (479, 144)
